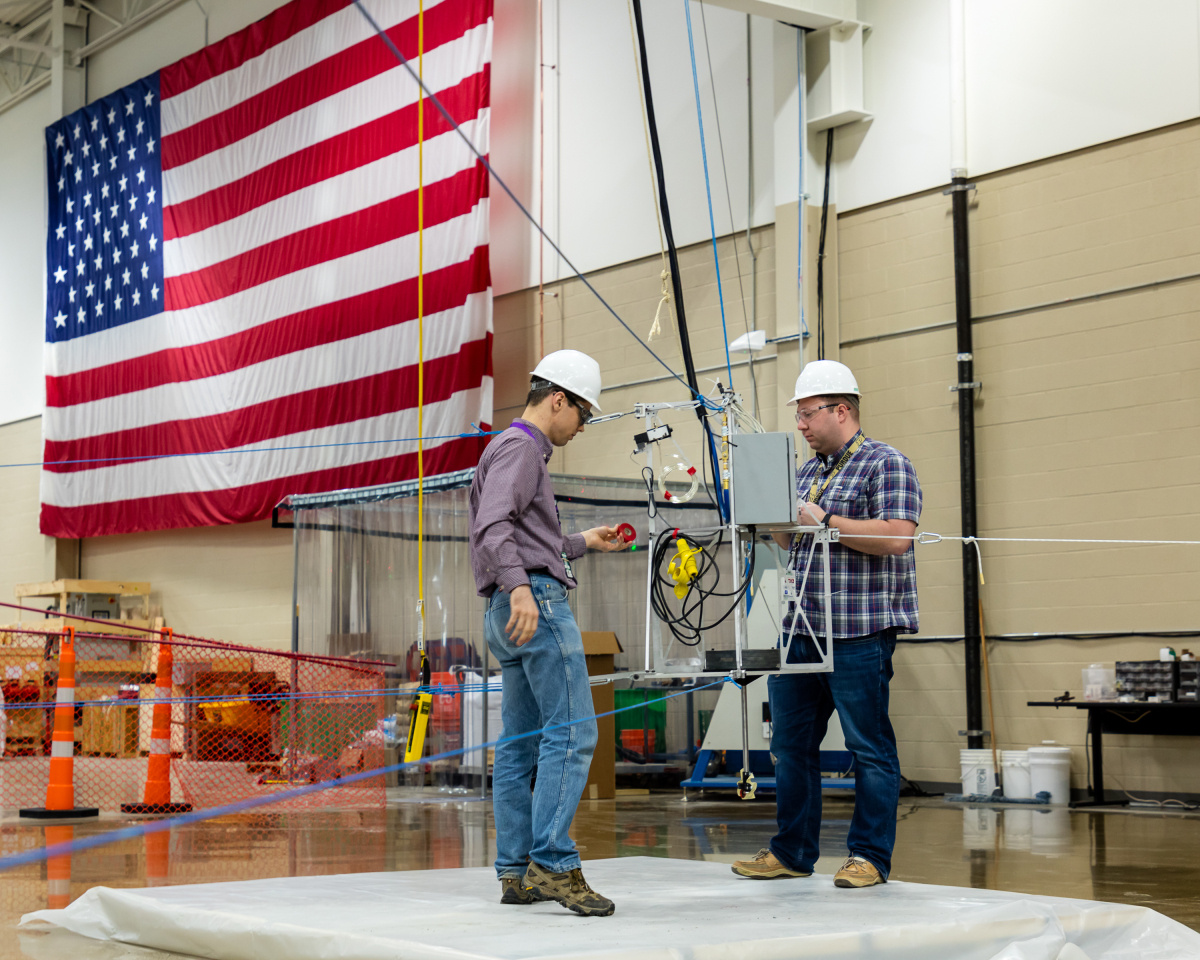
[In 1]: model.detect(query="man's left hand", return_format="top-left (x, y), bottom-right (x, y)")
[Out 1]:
top-left (583, 526), bottom-right (629, 552)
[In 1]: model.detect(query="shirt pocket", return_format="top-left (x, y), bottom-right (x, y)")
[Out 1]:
top-left (825, 487), bottom-right (868, 521)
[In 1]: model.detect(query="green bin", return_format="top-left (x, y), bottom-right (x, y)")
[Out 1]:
top-left (614, 689), bottom-right (666, 755)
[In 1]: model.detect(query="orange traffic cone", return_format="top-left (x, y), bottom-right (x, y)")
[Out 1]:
top-left (44, 824), bottom-right (74, 909)
top-left (123, 630), bottom-right (192, 814)
top-left (144, 827), bottom-right (171, 886)
top-left (21, 628), bottom-right (98, 819)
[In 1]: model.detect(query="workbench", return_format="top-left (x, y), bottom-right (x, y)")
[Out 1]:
top-left (1026, 699), bottom-right (1200, 807)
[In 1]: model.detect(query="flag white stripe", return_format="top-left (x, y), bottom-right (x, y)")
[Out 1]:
top-left (163, 23), bottom-right (491, 205)
top-left (163, 116), bottom-right (485, 276)
top-left (161, 0), bottom-right (449, 132)
top-left (46, 293), bottom-right (488, 439)
top-left (41, 385), bottom-right (491, 507)
top-left (46, 200), bottom-right (489, 377)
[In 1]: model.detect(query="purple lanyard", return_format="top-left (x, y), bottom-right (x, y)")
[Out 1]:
top-left (510, 420), bottom-right (549, 462)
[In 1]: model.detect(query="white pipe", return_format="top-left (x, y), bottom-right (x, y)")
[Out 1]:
top-left (949, 0), bottom-right (967, 177)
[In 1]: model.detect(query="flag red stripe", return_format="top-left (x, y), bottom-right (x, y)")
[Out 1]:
top-left (162, 2), bottom-right (487, 170)
top-left (160, 0), bottom-right (355, 99)
top-left (164, 161), bottom-right (488, 312)
top-left (47, 247), bottom-right (489, 408)
top-left (39, 433), bottom-right (490, 539)
top-left (45, 335), bottom-right (491, 473)
top-left (163, 69), bottom-right (489, 241)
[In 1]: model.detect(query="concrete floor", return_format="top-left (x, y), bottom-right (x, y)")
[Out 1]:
top-left (7, 789), bottom-right (1200, 958)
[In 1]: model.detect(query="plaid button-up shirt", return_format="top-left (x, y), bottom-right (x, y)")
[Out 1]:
top-left (783, 430), bottom-right (922, 639)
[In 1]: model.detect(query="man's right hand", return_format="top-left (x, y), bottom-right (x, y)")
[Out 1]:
top-left (506, 584), bottom-right (539, 646)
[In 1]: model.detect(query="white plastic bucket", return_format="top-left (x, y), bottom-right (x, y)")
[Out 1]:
top-left (1000, 749), bottom-right (1032, 799)
top-left (1028, 743), bottom-right (1072, 803)
top-left (959, 748), bottom-right (995, 796)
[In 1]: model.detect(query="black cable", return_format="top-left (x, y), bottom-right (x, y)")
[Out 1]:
top-left (650, 527), bottom-right (756, 646)
top-left (630, 0), bottom-right (725, 518)
top-left (816, 128), bottom-right (834, 361)
top-left (641, 466), bottom-right (658, 520)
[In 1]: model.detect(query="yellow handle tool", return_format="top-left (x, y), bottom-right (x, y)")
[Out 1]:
top-left (668, 538), bottom-right (704, 600)
top-left (404, 652), bottom-right (433, 764)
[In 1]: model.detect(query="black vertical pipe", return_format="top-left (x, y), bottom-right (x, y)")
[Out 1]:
top-left (951, 174), bottom-right (983, 751)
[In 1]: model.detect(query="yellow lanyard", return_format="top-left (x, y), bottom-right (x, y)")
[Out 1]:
top-left (806, 433), bottom-right (865, 504)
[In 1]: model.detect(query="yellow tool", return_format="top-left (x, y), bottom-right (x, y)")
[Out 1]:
top-left (404, 651), bottom-right (433, 765)
top-left (404, 601), bottom-right (433, 765)
top-left (668, 538), bottom-right (704, 599)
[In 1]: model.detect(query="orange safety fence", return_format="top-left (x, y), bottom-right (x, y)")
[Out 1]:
top-left (0, 626), bottom-right (387, 814)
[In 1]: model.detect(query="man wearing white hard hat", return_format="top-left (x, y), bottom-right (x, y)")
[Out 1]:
top-left (732, 359), bottom-right (922, 889)
top-left (469, 349), bottom-right (626, 917)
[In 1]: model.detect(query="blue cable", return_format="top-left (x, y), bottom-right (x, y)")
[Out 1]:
top-left (352, 1), bottom-right (699, 405)
top-left (683, 0), bottom-right (733, 386)
top-left (0, 677), bottom-right (731, 873)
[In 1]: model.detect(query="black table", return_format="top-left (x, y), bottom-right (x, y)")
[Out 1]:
top-left (1026, 700), bottom-right (1200, 807)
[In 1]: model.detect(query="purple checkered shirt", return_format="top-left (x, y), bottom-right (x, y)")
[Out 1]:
top-left (469, 419), bottom-right (587, 598)
top-left (783, 430), bottom-right (922, 639)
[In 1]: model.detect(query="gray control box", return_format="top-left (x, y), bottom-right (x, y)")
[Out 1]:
top-left (730, 431), bottom-right (797, 526)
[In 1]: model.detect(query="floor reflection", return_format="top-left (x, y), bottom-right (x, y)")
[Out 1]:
top-left (4, 793), bottom-right (1200, 959)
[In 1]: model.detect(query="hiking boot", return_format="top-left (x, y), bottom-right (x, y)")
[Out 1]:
top-left (500, 876), bottom-right (548, 904)
top-left (524, 862), bottom-right (615, 917)
top-left (731, 848), bottom-right (811, 879)
top-left (834, 856), bottom-right (885, 888)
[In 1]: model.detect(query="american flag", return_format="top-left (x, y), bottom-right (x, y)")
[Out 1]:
top-left (41, 0), bottom-right (493, 538)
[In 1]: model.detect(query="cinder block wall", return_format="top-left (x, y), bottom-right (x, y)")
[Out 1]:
top-left (498, 122), bottom-right (1200, 798)
top-left (840, 120), bottom-right (1200, 796)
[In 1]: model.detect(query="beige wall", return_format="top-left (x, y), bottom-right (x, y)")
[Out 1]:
top-left (840, 120), bottom-right (1200, 794)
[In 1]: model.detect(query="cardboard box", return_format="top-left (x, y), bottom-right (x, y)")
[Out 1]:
top-left (581, 631), bottom-right (623, 800)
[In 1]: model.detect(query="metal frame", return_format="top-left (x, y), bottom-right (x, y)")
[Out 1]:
top-left (0, 5), bottom-right (53, 115)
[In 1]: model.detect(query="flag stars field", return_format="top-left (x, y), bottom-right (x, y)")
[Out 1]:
top-left (45, 77), bottom-right (163, 343)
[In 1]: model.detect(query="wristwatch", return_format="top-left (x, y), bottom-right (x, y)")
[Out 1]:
top-left (823, 512), bottom-right (836, 526)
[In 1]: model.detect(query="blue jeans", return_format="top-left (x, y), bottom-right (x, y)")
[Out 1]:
top-left (485, 574), bottom-right (597, 878)
top-left (766, 629), bottom-right (900, 879)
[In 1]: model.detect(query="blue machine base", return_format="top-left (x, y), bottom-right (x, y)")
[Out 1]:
top-left (680, 749), bottom-right (856, 793)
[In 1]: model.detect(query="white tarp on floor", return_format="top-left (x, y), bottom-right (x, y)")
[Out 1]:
top-left (20, 857), bottom-right (1200, 960)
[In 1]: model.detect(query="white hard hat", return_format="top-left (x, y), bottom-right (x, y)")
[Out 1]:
top-left (530, 349), bottom-right (603, 411)
top-left (787, 359), bottom-right (860, 406)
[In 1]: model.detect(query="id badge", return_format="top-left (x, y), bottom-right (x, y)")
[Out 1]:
top-left (781, 574), bottom-right (797, 599)
top-left (561, 553), bottom-right (574, 581)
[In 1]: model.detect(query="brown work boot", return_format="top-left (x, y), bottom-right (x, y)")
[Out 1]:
top-left (731, 848), bottom-right (811, 879)
top-left (834, 856), bottom-right (885, 887)
top-left (524, 862), bottom-right (615, 917)
top-left (500, 875), bottom-right (548, 904)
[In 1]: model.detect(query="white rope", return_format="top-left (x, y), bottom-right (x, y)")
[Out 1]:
top-left (830, 531), bottom-right (1200, 548)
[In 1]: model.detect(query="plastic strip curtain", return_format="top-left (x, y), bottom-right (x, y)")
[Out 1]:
top-left (292, 474), bottom-right (764, 795)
